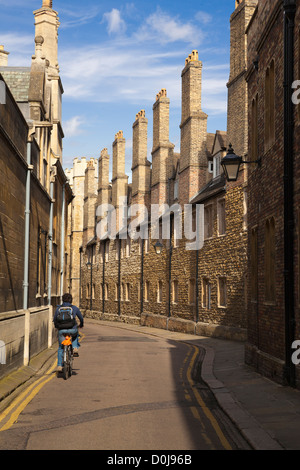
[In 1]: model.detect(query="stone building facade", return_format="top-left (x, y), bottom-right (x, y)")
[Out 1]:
top-left (245, 0), bottom-right (300, 387)
top-left (67, 1), bottom-right (256, 341)
top-left (0, 0), bottom-right (72, 313)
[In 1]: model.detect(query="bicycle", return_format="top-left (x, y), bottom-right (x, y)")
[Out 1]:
top-left (61, 334), bottom-right (74, 380)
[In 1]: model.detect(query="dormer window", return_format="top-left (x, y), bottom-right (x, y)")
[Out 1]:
top-left (213, 155), bottom-right (221, 178)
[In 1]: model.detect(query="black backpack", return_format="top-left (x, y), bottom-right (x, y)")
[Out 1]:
top-left (55, 306), bottom-right (76, 330)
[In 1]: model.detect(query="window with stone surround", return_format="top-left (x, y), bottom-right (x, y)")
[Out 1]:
top-left (265, 217), bottom-right (276, 302)
top-left (145, 281), bottom-right (150, 302)
top-left (104, 283), bottom-right (109, 301)
top-left (157, 280), bottom-right (163, 303)
top-left (115, 239), bottom-right (119, 260)
top-left (124, 283), bottom-right (130, 301)
top-left (202, 278), bottom-right (211, 309)
top-left (137, 281), bottom-right (141, 302)
top-left (172, 280), bottom-right (179, 304)
top-left (204, 204), bottom-right (213, 239)
top-left (105, 242), bottom-right (109, 262)
top-left (218, 277), bottom-right (227, 308)
top-left (126, 237), bottom-right (131, 257)
top-left (217, 199), bottom-right (226, 236)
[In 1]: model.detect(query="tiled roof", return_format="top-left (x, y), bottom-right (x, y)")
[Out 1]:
top-left (0, 67), bottom-right (30, 102)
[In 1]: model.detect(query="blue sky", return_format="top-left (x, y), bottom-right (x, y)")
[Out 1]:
top-left (0, 0), bottom-right (234, 174)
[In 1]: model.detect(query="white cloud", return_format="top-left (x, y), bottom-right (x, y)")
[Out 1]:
top-left (60, 8), bottom-right (101, 29)
top-left (135, 8), bottom-right (203, 45)
top-left (63, 116), bottom-right (85, 137)
top-left (102, 9), bottom-right (127, 36)
top-left (195, 11), bottom-right (213, 25)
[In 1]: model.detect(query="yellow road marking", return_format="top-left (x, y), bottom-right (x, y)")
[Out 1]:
top-left (0, 332), bottom-right (86, 432)
top-left (0, 359), bottom-right (57, 432)
top-left (186, 345), bottom-right (232, 451)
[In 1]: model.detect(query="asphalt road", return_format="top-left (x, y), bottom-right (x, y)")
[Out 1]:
top-left (0, 320), bottom-right (251, 451)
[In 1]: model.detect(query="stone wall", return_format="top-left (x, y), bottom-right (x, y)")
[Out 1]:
top-left (0, 306), bottom-right (55, 380)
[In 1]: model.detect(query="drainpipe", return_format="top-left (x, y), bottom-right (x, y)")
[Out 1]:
top-left (168, 215), bottom-right (173, 317)
top-left (79, 246), bottom-right (83, 307)
top-left (140, 233), bottom-right (144, 316)
top-left (102, 240), bottom-right (106, 315)
top-left (195, 247), bottom-right (199, 323)
top-left (118, 237), bottom-right (121, 317)
top-left (47, 168), bottom-right (55, 347)
top-left (47, 167), bottom-right (56, 306)
top-left (23, 124), bottom-right (34, 366)
top-left (60, 183), bottom-right (66, 304)
top-left (23, 124), bottom-right (35, 311)
top-left (283, 0), bottom-right (296, 387)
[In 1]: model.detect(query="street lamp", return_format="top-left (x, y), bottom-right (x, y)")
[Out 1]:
top-left (154, 240), bottom-right (164, 255)
top-left (221, 143), bottom-right (261, 182)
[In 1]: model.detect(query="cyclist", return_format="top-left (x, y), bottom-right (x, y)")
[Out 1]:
top-left (54, 293), bottom-right (84, 372)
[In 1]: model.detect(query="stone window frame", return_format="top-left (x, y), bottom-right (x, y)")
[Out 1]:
top-left (172, 280), bottom-right (179, 304)
top-left (157, 280), bottom-right (163, 303)
top-left (144, 281), bottom-right (150, 302)
top-left (104, 283), bottom-right (109, 301)
top-left (202, 277), bottom-right (211, 309)
top-left (124, 283), bottom-right (130, 302)
top-left (217, 198), bottom-right (226, 237)
top-left (217, 276), bottom-right (227, 308)
top-left (204, 204), bottom-right (214, 239)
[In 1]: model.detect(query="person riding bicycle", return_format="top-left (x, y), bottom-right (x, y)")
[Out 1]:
top-left (54, 293), bottom-right (84, 372)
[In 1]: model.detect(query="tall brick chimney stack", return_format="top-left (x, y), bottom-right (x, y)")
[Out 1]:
top-left (112, 131), bottom-right (128, 233)
top-left (83, 160), bottom-right (98, 246)
top-left (227, 0), bottom-right (258, 157)
top-left (179, 50), bottom-right (208, 204)
top-left (151, 89), bottom-right (175, 206)
top-left (132, 110), bottom-right (151, 210)
top-left (98, 148), bottom-right (110, 207)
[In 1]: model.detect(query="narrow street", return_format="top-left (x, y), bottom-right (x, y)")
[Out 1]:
top-left (0, 320), bottom-right (251, 451)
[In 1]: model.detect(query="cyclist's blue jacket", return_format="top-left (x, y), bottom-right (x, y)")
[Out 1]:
top-left (53, 302), bottom-right (84, 329)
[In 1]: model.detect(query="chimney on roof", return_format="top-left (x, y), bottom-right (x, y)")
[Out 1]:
top-left (0, 46), bottom-right (9, 67)
top-left (42, 0), bottom-right (53, 7)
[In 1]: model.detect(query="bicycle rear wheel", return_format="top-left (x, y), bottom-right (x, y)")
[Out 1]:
top-left (63, 345), bottom-right (70, 380)
top-left (68, 346), bottom-right (73, 377)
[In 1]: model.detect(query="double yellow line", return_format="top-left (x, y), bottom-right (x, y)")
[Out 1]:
top-left (0, 359), bottom-right (57, 432)
top-left (0, 332), bottom-right (85, 432)
top-left (185, 344), bottom-right (232, 450)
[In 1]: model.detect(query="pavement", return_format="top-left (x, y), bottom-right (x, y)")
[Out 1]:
top-left (1, 319), bottom-right (300, 450)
